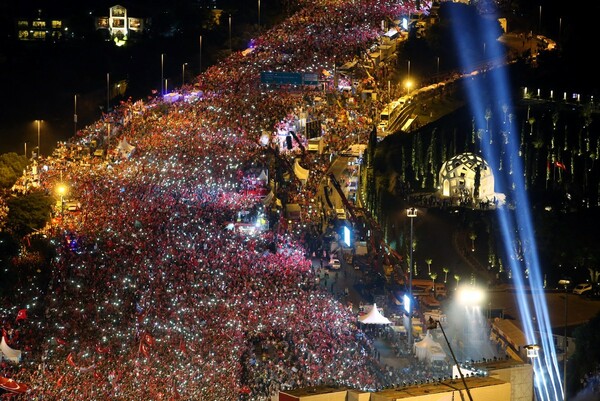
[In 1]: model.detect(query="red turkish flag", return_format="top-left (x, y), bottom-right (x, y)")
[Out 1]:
top-left (143, 332), bottom-right (155, 346)
top-left (15, 309), bottom-right (27, 322)
top-left (56, 373), bottom-right (66, 388)
top-left (95, 345), bottom-right (110, 354)
top-left (66, 353), bottom-right (77, 367)
top-left (554, 161), bottom-right (567, 170)
top-left (140, 342), bottom-right (150, 358)
top-left (56, 338), bottom-right (67, 346)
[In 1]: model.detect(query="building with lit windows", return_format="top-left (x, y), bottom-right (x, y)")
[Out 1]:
top-left (95, 5), bottom-right (148, 45)
top-left (16, 9), bottom-right (67, 42)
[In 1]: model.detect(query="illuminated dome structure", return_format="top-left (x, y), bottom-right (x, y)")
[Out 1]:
top-left (439, 152), bottom-right (499, 202)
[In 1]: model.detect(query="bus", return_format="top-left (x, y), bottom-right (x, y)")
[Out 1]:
top-left (379, 100), bottom-right (403, 134)
top-left (401, 116), bottom-right (417, 132)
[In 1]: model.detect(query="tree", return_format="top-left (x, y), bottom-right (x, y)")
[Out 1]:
top-left (5, 190), bottom-right (53, 237)
top-left (443, 267), bottom-right (449, 283)
top-left (430, 272), bottom-right (438, 297)
top-left (469, 232), bottom-right (477, 252)
top-left (454, 274), bottom-right (461, 289)
top-left (426, 258), bottom-right (433, 275)
top-left (0, 152), bottom-right (28, 189)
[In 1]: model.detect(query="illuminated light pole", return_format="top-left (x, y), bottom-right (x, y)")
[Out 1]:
top-left (161, 53), bottom-right (165, 95)
top-left (258, 0), bottom-right (261, 28)
top-left (558, 17), bottom-right (562, 44)
top-left (405, 79), bottom-right (413, 96)
top-left (407, 207), bottom-right (417, 349)
top-left (559, 279), bottom-right (570, 400)
top-left (106, 72), bottom-right (110, 111)
top-left (229, 14), bottom-right (232, 54)
top-left (182, 62), bottom-right (188, 86)
top-left (36, 119), bottom-right (42, 158)
top-left (436, 56), bottom-right (440, 75)
top-left (56, 184), bottom-right (67, 220)
top-left (74, 94), bottom-right (78, 136)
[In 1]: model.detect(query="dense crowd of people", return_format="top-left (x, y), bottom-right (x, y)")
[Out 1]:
top-left (0, 0), bottom-right (440, 399)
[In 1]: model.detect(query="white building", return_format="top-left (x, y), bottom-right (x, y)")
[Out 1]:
top-left (96, 5), bottom-right (147, 45)
top-left (439, 152), bottom-right (501, 203)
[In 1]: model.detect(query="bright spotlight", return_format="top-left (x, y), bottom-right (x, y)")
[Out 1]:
top-left (456, 285), bottom-right (485, 305)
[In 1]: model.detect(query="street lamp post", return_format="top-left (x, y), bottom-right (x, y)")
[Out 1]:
top-left (229, 14), bottom-right (232, 54)
top-left (36, 120), bottom-right (41, 158)
top-left (182, 63), bottom-right (188, 86)
top-left (258, 0), bottom-right (261, 28)
top-left (559, 279), bottom-right (570, 401)
top-left (57, 184), bottom-right (67, 220)
top-left (74, 94), bottom-right (78, 136)
top-left (407, 207), bottom-right (417, 349)
top-left (161, 53), bottom-right (165, 95)
top-left (106, 73), bottom-right (110, 112)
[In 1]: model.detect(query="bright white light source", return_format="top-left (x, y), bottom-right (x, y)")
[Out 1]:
top-left (456, 285), bottom-right (485, 305)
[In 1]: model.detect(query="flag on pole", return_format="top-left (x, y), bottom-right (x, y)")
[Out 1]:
top-left (554, 161), bottom-right (566, 170)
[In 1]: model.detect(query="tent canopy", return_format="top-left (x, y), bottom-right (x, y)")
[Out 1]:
top-left (414, 332), bottom-right (447, 363)
top-left (358, 303), bottom-right (391, 324)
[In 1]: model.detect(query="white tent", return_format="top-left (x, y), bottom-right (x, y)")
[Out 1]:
top-left (0, 337), bottom-right (21, 363)
top-left (116, 137), bottom-right (135, 158)
top-left (413, 331), bottom-right (446, 363)
top-left (257, 170), bottom-right (268, 182)
top-left (358, 303), bottom-right (391, 325)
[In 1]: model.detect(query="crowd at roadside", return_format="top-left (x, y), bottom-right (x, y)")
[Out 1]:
top-left (0, 1), bottom-right (478, 400)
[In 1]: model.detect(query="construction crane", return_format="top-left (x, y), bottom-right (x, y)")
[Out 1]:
top-left (327, 172), bottom-right (359, 223)
top-left (327, 172), bottom-right (405, 278)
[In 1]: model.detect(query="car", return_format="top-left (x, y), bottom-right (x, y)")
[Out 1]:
top-left (573, 283), bottom-right (592, 295)
top-left (329, 258), bottom-right (341, 270)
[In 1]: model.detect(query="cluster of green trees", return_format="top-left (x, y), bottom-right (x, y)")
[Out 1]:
top-left (0, 153), bottom-right (54, 299)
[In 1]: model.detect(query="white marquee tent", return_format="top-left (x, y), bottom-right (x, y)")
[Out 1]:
top-left (358, 303), bottom-right (392, 325)
top-left (414, 331), bottom-right (447, 364)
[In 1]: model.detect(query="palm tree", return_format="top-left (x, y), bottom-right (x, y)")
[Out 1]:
top-left (469, 232), bottom-right (477, 252)
top-left (443, 267), bottom-right (449, 283)
top-left (430, 272), bottom-right (438, 297)
top-left (426, 258), bottom-right (433, 275)
top-left (454, 274), bottom-right (461, 290)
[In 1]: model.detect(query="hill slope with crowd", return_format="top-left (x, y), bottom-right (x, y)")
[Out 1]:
top-left (1, 0), bottom-right (419, 399)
